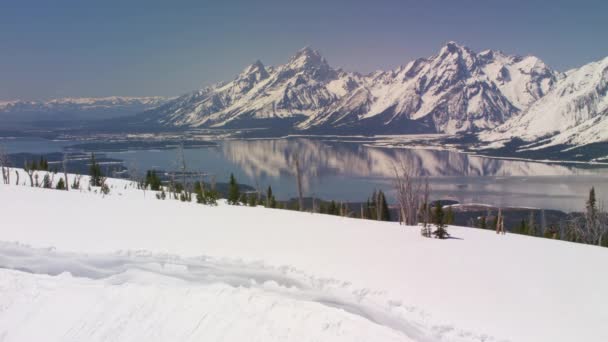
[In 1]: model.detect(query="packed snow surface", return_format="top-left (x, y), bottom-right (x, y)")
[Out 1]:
top-left (1, 172), bottom-right (607, 342)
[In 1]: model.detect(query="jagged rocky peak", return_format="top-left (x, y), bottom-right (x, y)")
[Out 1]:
top-left (282, 46), bottom-right (336, 81)
top-left (436, 41), bottom-right (477, 68)
top-left (242, 60), bottom-right (269, 80)
top-left (234, 60), bottom-right (270, 93)
top-left (289, 46), bottom-right (325, 66)
top-left (439, 41), bottom-right (466, 54)
top-left (419, 41), bottom-right (479, 91)
top-left (138, 42), bottom-right (598, 140)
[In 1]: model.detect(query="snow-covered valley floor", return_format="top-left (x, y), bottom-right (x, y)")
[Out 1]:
top-left (1, 171), bottom-right (607, 342)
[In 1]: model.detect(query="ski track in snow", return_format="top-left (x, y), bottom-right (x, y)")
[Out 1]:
top-left (2, 171), bottom-right (606, 341)
top-left (0, 242), bottom-right (495, 342)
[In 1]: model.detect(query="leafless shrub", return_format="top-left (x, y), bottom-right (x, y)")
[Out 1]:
top-left (71, 174), bottom-right (82, 190)
top-left (393, 162), bottom-right (426, 226)
top-left (62, 153), bottom-right (69, 191)
top-left (0, 146), bottom-right (10, 185)
top-left (420, 177), bottom-right (432, 237)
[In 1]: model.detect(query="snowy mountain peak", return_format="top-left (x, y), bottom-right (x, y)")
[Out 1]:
top-left (432, 41), bottom-right (478, 78)
top-left (286, 47), bottom-right (330, 70)
top-left (439, 41), bottom-right (467, 55)
top-left (247, 59), bottom-right (266, 71)
top-left (273, 47), bottom-right (337, 83)
top-left (291, 46), bottom-right (323, 62)
top-left (234, 60), bottom-right (270, 92)
top-left (480, 56), bottom-right (608, 149)
top-left (137, 43), bottom-right (569, 137)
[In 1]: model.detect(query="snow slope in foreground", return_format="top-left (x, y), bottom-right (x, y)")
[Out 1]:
top-left (0, 178), bottom-right (607, 342)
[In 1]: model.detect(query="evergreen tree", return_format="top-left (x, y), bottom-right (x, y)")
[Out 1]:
top-left (227, 173), bottom-right (240, 205)
top-left (145, 170), bottom-right (162, 191)
top-left (88, 153), bottom-right (104, 187)
top-left (432, 204), bottom-right (449, 239)
top-left (56, 177), bottom-right (66, 190)
top-left (491, 216), bottom-right (498, 231)
top-left (266, 186), bottom-right (273, 207)
top-left (174, 182), bottom-right (184, 193)
top-left (540, 209), bottom-right (547, 236)
top-left (379, 191), bottom-right (391, 221)
top-left (364, 198), bottom-right (372, 219)
top-left (270, 195), bottom-right (277, 208)
top-left (197, 186), bottom-right (218, 205)
top-left (328, 201), bottom-right (338, 215)
top-left (194, 181), bottom-right (206, 204)
top-left (42, 174), bottom-right (52, 188)
top-left (39, 156), bottom-right (48, 171)
top-left (446, 206), bottom-right (455, 224)
top-left (480, 216), bottom-right (487, 229)
top-left (239, 192), bottom-right (247, 205)
top-left (248, 193), bottom-right (257, 207)
top-left (528, 211), bottom-right (536, 236)
top-left (586, 187), bottom-right (598, 234)
top-left (370, 190), bottom-right (378, 220)
top-left (194, 181), bottom-right (203, 195)
top-left (517, 219), bottom-right (528, 235)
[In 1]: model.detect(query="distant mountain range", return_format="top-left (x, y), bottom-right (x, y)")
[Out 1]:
top-left (3, 43), bottom-right (607, 159)
top-left (0, 96), bottom-right (168, 124)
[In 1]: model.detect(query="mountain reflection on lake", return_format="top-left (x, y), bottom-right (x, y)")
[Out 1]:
top-left (105, 138), bottom-right (608, 212)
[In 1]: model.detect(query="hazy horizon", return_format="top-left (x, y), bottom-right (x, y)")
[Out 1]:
top-left (2, 0), bottom-right (607, 101)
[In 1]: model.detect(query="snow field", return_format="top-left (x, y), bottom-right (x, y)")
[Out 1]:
top-left (1, 171), bottom-right (607, 341)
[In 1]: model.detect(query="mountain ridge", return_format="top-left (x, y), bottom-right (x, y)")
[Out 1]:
top-left (479, 56), bottom-right (608, 152)
top-left (138, 42), bottom-right (564, 136)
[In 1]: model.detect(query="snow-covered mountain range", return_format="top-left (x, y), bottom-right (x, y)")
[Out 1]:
top-left (0, 96), bottom-right (169, 122)
top-left (139, 42), bottom-right (564, 135)
top-left (5, 43), bottom-right (606, 154)
top-left (479, 56), bottom-right (608, 150)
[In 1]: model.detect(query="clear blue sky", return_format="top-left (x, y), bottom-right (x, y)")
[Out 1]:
top-left (1, 0), bottom-right (607, 100)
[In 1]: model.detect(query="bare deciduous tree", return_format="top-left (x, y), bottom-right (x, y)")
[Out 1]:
top-left (62, 153), bottom-right (69, 191)
top-left (540, 209), bottom-right (547, 236)
top-left (293, 155), bottom-right (304, 211)
top-left (496, 208), bottom-right (505, 235)
top-left (375, 191), bottom-right (382, 221)
top-left (127, 161), bottom-right (144, 197)
top-left (597, 202), bottom-right (608, 246)
top-left (71, 174), bottom-right (82, 190)
top-left (24, 162), bottom-right (35, 187)
top-left (0, 145), bottom-right (10, 185)
top-left (393, 163), bottom-right (425, 226)
top-left (177, 143), bottom-right (187, 190)
top-left (420, 177), bottom-right (432, 237)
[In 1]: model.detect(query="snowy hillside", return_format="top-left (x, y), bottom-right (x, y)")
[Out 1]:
top-left (138, 43), bottom-right (557, 134)
top-left (480, 56), bottom-right (608, 149)
top-left (0, 96), bottom-right (169, 122)
top-left (1, 171), bottom-right (607, 342)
